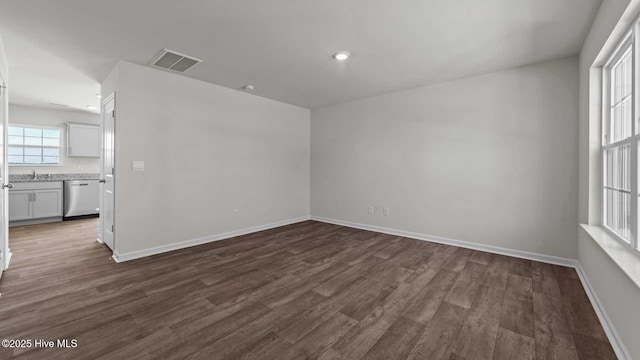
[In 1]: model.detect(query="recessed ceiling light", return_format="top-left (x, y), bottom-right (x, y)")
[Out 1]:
top-left (96, 94), bottom-right (102, 98)
top-left (333, 51), bottom-right (350, 61)
top-left (242, 84), bottom-right (255, 91)
top-left (87, 105), bottom-right (97, 110)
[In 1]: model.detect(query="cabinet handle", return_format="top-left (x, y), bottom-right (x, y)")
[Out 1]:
top-left (33, 192), bottom-right (36, 202)
top-left (2, 183), bottom-right (13, 189)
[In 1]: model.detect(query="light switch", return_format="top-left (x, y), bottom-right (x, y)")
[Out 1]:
top-left (131, 161), bottom-right (145, 171)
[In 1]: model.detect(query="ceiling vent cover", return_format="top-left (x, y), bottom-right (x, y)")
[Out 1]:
top-left (149, 49), bottom-right (202, 73)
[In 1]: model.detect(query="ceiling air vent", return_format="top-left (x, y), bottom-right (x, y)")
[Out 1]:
top-left (149, 49), bottom-right (202, 73)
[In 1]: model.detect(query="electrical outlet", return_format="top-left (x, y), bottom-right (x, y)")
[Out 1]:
top-left (368, 205), bottom-right (374, 214)
top-left (233, 209), bottom-right (239, 218)
top-left (383, 208), bottom-right (389, 216)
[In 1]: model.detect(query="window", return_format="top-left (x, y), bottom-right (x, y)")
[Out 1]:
top-left (603, 36), bottom-right (633, 244)
top-left (603, 30), bottom-right (640, 251)
top-left (8, 125), bottom-right (62, 165)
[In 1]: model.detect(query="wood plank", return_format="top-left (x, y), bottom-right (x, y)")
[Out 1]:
top-left (338, 279), bottom-right (396, 321)
top-left (444, 261), bottom-right (487, 308)
top-left (572, 333), bottom-right (617, 360)
top-left (318, 348), bottom-right (343, 360)
top-left (171, 301), bottom-right (272, 347)
top-left (240, 334), bottom-right (289, 360)
top-left (276, 277), bottom-right (370, 343)
top-left (187, 308), bottom-right (299, 359)
top-left (452, 285), bottom-right (504, 360)
top-left (314, 257), bottom-right (380, 297)
top-left (492, 327), bottom-right (535, 360)
top-left (402, 269), bottom-right (459, 324)
top-left (275, 312), bottom-right (358, 360)
top-left (508, 257), bottom-right (532, 278)
top-left (556, 276), bottom-right (609, 341)
top-left (499, 288), bottom-right (534, 338)
top-left (442, 248), bottom-right (473, 272)
top-left (331, 312), bottom-right (394, 360)
top-left (451, 317), bottom-right (499, 360)
top-left (480, 255), bottom-right (510, 289)
top-left (532, 262), bottom-right (562, 298)
top-left (533, 292), bottom-right (579, 360)
top-left (406, 302), bottom-right (468, 360)
top-left (361, 316), bottom-right (424, 360)
top-left (468, 251), bottom-right (493, 265)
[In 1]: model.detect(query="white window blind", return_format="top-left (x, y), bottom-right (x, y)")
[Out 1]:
top-left (603, 144), bottom-right (631, 240)
top-left (8, 126), bottom-right (61, 165)
top-left (608, 47), bottom-right (633, 144)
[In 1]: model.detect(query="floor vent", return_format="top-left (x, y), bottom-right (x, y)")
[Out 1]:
top-left (149, 49), bottom-right (202, 73)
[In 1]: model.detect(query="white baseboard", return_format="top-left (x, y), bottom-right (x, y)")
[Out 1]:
top-left (310, 216), bottom-right (575, 267)
top-left (111, 216), bottom-right (310, 263)
top-left (574, 264), bottom-right (631, 360)
top-left (310, 215), bottom-right (630, 360)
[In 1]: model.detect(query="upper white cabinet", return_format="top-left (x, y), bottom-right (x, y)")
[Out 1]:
top-left (67, 122), bottom-right (100, 157)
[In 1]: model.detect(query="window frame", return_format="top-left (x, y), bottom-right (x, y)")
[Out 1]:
top-left (602, 28), bottom-right (640, 252)
top-left (7, 124), bottom-right (64, 167)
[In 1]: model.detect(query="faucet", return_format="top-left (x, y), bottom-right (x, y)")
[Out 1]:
top-left (31, 170), bottom-right (37, 180)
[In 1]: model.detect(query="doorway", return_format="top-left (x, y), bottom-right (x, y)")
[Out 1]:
top-left (0, 71), bottom-right (8, 274)
top-left (99, 93), bottom-right (115, 252)
top-left (2, 97), bottom-right (111, 276)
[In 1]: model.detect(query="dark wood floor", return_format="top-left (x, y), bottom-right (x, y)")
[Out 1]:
top-left (0, 219), bottom-right (616, 360)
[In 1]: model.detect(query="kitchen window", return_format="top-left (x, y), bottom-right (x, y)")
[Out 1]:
top-left (8, 125), bottom-right (62, 165)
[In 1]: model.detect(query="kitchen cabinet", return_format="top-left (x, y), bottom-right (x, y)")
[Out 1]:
top-left (8, 191), bottom-right (31, 221)
top-left (33, 189), bottom-right (64, 218)
top-left (67, 122), bottom-right (100, 157)
top-left (9, 182), bottom-right (63, 223)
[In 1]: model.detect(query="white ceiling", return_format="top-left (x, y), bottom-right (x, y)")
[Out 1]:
top-left (0, 0), bottom-right (601, 111)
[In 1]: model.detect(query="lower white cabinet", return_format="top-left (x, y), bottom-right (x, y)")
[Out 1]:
top-left (8, 191), bottom-right (32, 221)
top-left (33, 189), bottom-right (63, 218)
top-left (9, 182), bottom-right (63, 222)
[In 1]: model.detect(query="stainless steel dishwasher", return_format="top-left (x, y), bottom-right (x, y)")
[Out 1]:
top-left (64, 180), bottom-right (100, 218)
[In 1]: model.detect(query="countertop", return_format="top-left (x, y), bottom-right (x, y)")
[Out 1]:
top-left (9, 173), bottom-right (100, 183)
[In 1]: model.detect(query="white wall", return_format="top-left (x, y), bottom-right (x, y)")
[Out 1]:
top-left (7, 104), bottom-right (100, 174)
top-left (578, 0), bottom-right (640, 358)
top-left (104, 61), bottom-right (310, 255)
top-left (312, 57), bottom-right (579, 259)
